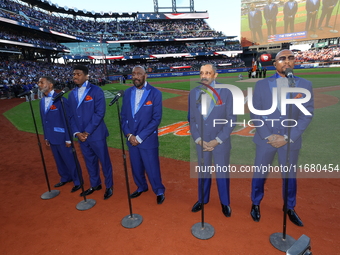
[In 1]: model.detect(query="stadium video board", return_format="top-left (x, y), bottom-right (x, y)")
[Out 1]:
top-left (241, 0), bottom-right (340, 47)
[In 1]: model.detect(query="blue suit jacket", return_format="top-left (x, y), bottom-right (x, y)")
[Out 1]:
top-left (68, 82), bottom-right (109, 141)
top-left (306, 0), bottom-right (320, 12)
top-left (189, 83), bottom-right (236, 150)
top-left (121, 82), bottom-right (162, 149)
top-left (250, 74), bottom-right (314, 150)
top-left (263, 3), bottom-right (278, 21)
top-left (321, 0), bottom-right (338, 10)
top-left (39, 91), bottom-right (71, 145)
top-left (248, 9), bottom-right (263, 29)
top-left (284, 1), bottom-right (298, 19)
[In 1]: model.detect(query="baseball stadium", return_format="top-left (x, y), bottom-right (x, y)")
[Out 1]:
top-left (1, 0), bottom-right (339, 254)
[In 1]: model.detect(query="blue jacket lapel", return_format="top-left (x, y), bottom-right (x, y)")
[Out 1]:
top-left (132, 83), bottom-right (151, 116)
top-left (75, 83), bottom-right (91, 108)
top-left (45, 91), bottom-right (55, 113)
top-left (130, 87), bottom-right (136, 116)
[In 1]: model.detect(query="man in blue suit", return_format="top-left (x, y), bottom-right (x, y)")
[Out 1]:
top-left (248, 3), bottom-right (264, 44)
top-left (263, 0), bottom-right (278, 37)
top-left (249, 50), bottom-right (314, 226)
top-left (305, 0), bottom-right (321, 33)
top-left (318, 0), bottom-right (338, 30)
top-left (121, 66), bottom-right (165, 204)
top-left (38, 76), bottom-right (81, 193)
top-left (189, 64), bottom-right (236, 217)
top-left (68, 65), bottom-right (113, 200)
top-left (283, 0), bottom-right (298, 33)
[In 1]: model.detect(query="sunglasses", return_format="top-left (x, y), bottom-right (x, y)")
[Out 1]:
top-left (276, 56), bottom-right (295, 62)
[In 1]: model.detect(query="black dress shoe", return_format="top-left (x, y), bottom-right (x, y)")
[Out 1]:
top-left (70, 185), bottom-right (81, 193)
top-left (80, 184), bottom-right (102, 197)
top-left (54, 181), bottom-right (71, 188)
top-left (130, 189), bottom-right (148, 198)
top-left (191, 201), bottom-right (203, 212)
top-left (250, 204), bottom-right (261, 222)
top-left (104, 187), bottom-right (113, 200)
top-left (287, 209), bottom-right (304, 227)
top-left (157, 194), bottom-right (165, 204)
top-left (221, 203), bottom-right (232, 217)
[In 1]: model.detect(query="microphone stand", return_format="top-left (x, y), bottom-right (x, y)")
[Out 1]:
top-left (110, 99), bottom-right (142, 228)
top-left (27, 94), bottom-right (59, 199)
top-left (59, 96), bottom-right (96, 210)
top-left (270, 77), bottom-right (296, 251)
top-left (191, 90), bottom-right (214, 240)
top-left (330, 0), bottom-right (340, 33)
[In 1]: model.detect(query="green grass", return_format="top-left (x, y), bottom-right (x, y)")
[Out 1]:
top-left (298, 90), bottom-right (340, 166)
top-left (3, 68), bottom-right (340, 166)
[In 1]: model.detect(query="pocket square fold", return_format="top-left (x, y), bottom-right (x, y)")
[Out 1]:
top-left (294, 93), bottom-right (303, 99)
top-left (85, 95), bottom-right (93, 101)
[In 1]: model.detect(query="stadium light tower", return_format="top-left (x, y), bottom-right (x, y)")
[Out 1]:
top-left (153, 0), bottom-right (194, 13)
top-left (172, 0), bottom-right (176, 12)
top-left (153, 0), bottom-right (158, 12)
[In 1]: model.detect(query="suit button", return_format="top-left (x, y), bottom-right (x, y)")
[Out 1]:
top-left (278, 131), bottom-right (280, 133)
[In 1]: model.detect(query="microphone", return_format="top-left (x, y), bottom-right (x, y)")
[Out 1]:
top-left (285, 68), bottom-right (295, 87)
top-left (18, 87), bottom-right (38, 97)
top-left (109, 90), bottom-right (124, 106)
top-left (52, 87), bottom-right (70, 101)
top-left (196, 89), bottom-right (206, 104)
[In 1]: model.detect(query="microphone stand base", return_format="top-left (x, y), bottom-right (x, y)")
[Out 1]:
top-left (191, 222), bottom-right (215, 240)
top-left (41, 190), bottom-right (60, 200)
top-left (329, 29), bottom-right (338, 33)
top-left (76, 199), bottom-right (96, 211)
top-left (270, 232), bottom-right (296, 252)
top-left (121, 214), bottom-right (143, 228)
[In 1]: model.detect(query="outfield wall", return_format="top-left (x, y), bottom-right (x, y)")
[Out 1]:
top-left (108, 63), bottom-right (335, 81)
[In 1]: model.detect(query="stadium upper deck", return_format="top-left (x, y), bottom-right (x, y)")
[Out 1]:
top-left (0, 0), bottom-right (242, 62)
top-left (1, 0), bottom-right (230, 41)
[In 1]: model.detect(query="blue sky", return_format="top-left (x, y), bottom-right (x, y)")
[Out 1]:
top-left (49, 0), bottom-right (241, 39)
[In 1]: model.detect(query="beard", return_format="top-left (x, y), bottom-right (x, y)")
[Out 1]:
top-left (133, 79), bottom-right (144, 88)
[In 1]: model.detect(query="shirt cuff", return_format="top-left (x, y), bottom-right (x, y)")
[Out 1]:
top-left (195, 137), bottom-right (201, 144)
top-left (136, 135), bottom-right (143, 144)
top-left (284, 135), bottom-right (294, 143)
top-left (215, 137), bottom-right (223, 144)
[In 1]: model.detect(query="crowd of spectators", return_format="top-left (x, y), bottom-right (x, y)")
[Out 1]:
top-left (0, 0), bottom-right (244, 61)
top-left (107, 57), bottom-right (245, 74)
top-left (1, 0), bottom-right (225, 42)
top-left (1, 24), bottom-right (241, 57)
top-left (127, 42), bottom-right (238, 55)
top-left (294, 47), bottom-right (340, 62)
top-left (0, 59), bottom-right (108, 99)
top-left (0, 25), bottom-right (69, 50)
top-left (0, 56), bottom-right (246, 98)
